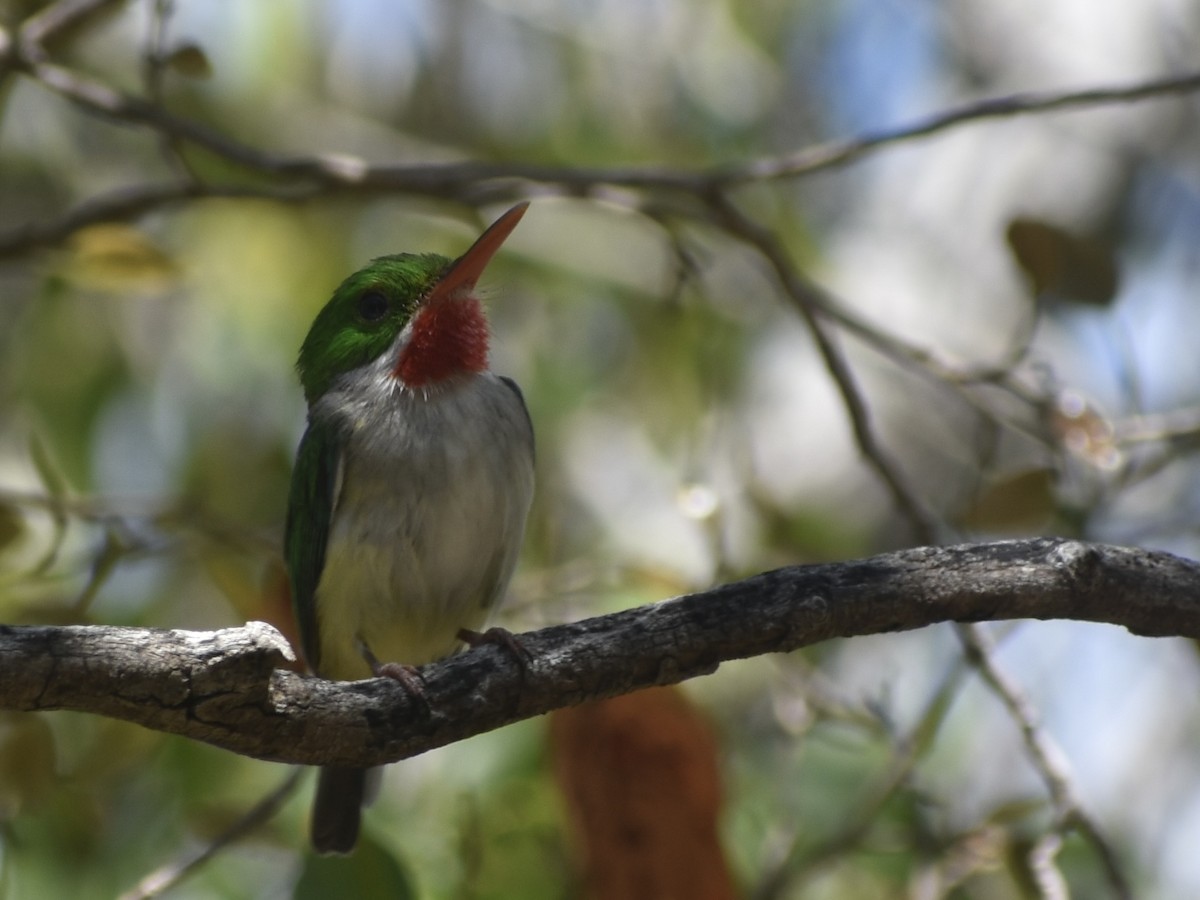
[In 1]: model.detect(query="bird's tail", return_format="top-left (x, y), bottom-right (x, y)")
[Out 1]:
top-left (311, 766), bottom-right (379, 854)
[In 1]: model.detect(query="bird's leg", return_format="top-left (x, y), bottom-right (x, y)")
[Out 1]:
top-left (357, 638), bottom-right (429, 708)
top-left (457, 626), bottom-right (533, 673)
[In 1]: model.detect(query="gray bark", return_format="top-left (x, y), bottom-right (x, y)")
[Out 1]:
top-left (1, 538), bottom-right (1197, 767)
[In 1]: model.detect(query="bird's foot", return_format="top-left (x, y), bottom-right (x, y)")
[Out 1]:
top-left (457, 626), bottom-right (533, 674)
top-left (359, 640), bottom-right (431, 712)
top-left (374, 661), bottom-right (428, 700)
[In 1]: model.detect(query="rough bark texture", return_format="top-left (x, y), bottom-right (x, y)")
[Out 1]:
top-left (1, 538), bottom-right (1198, 767)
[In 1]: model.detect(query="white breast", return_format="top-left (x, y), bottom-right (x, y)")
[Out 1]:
top-left (312, 372), bottom-right (534, 679)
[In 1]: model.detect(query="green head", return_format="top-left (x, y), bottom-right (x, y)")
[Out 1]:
top-left (296, 203), bottom-right (528, 404)
top-left (297, 253), bottom-right (445, 403)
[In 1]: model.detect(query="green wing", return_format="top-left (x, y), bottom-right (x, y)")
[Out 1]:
top-left (284, 416), bottom-right (343, 674)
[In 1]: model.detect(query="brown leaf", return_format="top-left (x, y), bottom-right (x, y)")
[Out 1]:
top-left (163, 42), bottom-right (213, 79)
top-left (1006, 218), bottom-right (1119, 307)
top-left (550, 687), bottom-right (737, 900)
top-left (962, 469), bottom-right (1057, 532)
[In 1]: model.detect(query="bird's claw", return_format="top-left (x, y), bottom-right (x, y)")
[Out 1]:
top-left (457, 626), bottom-right (533, 674)
top-left (360, 642), bottom-right (431, 714)
top-left (374, 661), bottom-right (427, 697)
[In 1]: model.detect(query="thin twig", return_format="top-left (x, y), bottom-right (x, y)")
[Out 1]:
top-left (118, 768), bottom-right (305, 900)
top-left (1028, 833), bottom-right (1070, 900)
top-left (754, 652), bottom-right (972, 900)
top-left (0, 181), bottom-right (322, 259)
top-left (141, 0), bottom-right (198, 181)
top-left (704, 193), bottom-right (940, 539)
top-left (717, 69), bottom-right (1200, 184)
top-left (4, 20), bottom-right (1199, 259)
top-left (17, 0), bottom-right (124, 61)
top-left (955, 623), bottom-right (1132, 900)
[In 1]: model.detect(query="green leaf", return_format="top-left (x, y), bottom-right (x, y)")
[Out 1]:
top-left (29, 431), bottom-right (68, 501)
top-left (0, 502), bottom-right (23, 555)
top-left (0, 712), bottom-right (58, 815)
top-left (27, 432), bottom-right (69, 575)
top-left (294, 833), bottom-right (416, 900)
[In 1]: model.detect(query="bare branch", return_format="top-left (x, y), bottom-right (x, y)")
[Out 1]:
top-left (2, 539), bottom-right (1197, 769)
top-left (754, 651), bottom-right (972, 899)
top-left (118, 768), bottom-right (305, 900)
top-left (718, 69), bottom-right (1200, 183)
top-left (957, 624), bottom-right (1132, 899)
top-left (0, 181), bottom-right (318, 260)
top-left (16, 0), bottom-right (125, 62)
top-left (3, 46), bottom-right (1199, 259)
top-left (706, 194), bottom-right (940, 539)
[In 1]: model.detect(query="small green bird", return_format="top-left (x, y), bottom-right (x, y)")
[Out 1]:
top-left (285, 204), bottom-right (534, 854)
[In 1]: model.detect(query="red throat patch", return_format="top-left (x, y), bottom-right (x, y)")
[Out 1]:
top-left (394, 295), bottom-right (490, 386)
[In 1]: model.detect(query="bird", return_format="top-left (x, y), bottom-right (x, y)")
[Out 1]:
top-left (284, 203), bottom-right (535, 854)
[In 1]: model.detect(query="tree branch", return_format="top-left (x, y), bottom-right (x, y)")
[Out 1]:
top-left (720, 69), bottom-right (1200, 183)
top-left (3, 27), bottom-right (1199, 259)
top-left (2, 538), bottom-right (1197, 768)
top-left (706, 193), bottom-right (939, 539)
top-left (954, 622), bottom-right (1132, 898)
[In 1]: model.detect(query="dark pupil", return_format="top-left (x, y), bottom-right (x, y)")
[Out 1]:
top-left (358, 291), bottom-right (388, 321)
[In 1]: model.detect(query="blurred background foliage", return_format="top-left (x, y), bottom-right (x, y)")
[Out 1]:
top-left (3, 0), bottom-right (1200, 897)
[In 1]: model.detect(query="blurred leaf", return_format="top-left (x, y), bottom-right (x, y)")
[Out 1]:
top-left (16, 283), bottom-right (132, 487)
top-left (294, 833), bottom-right (416, 900)
top-left (67, 718), bottom-right (163, 784)
top-left (550, 687), bottom-right (736, 900)
top-left (750, 486), bottom-right (868, 562)
top-left (984, 797), bottom-right (1049, 826)
top-left (0, 501), bottom-right (24, 554)
top-left (28, 431), bottom-right (69, 574)
top-left (182, 426), bottom-right (293, 527)
top-left (66, 225), bottom-right (179, 294)
top-left (1005, 218), bottom-right (1119, 307)
top-left (962, 469), bottom-right (1057, 532)
top-left (908, 672), bottom-right (963, 759)
top-left (162, 42), bottom-right (213, 79)
top-left (29, 429), bottom-right (69, 500)
top-left (0, 713), bottom-right (58, 817)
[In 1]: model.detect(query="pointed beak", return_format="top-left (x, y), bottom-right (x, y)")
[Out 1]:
top-left (427, 202), bottom-right (528, 303)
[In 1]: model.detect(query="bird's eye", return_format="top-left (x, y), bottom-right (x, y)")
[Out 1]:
top-left (357, 290), bottom-right (389, 322)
